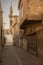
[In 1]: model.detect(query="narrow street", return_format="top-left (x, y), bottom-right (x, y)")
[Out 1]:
top-left (0, 0), bottom-right (43, 65)
top-left (1, 45), bottom-right (21, 65)
top-left (0, 34), bottom-right (43, 65)
top-left (0, 45), bottom-right (43, 65)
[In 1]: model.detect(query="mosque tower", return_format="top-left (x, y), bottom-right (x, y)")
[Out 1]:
top-left (9, 2), bottom-right (14, 34)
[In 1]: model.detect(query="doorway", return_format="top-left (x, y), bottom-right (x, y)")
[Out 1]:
top-left (26, 32), bottom-right (38, 56)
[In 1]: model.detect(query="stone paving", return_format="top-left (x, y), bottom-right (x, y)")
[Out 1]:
top-left (0, 45), bottom-right (43, 65)
top-left (12, 45), bottom-right (43, 65)
top-left (0, 45), bottom-right (21, 65)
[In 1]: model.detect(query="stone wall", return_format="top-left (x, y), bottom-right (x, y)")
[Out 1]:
top-left (22, 38), bottom-right (27, 51)
top-left (36, 28), bottom-right (43, 62)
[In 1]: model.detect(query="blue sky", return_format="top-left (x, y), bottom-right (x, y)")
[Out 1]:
top-left (1, 0), bottom-right (19, 29)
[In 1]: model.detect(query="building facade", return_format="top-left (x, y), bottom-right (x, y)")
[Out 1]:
top-left (12, 16), bottom-right (20, 47)
top-left (18, 0), bottom-right (43, 62)
top-left (4, 29), bottom-right (10, 35)
top-left (9, 4), bottom-right (20, 47)
top-left (0, 1), bottom-right (4, 60)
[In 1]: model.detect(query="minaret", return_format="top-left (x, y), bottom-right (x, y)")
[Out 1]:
top-left (10, 3), bottom-right (13, 14)
top-left (9, 3), bottom-right (13, 26)
top-left (9, 3), bottom-right (14, 34)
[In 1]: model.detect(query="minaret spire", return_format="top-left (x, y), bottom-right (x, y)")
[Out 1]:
top-left (10, 0), bottom-right (13, 14)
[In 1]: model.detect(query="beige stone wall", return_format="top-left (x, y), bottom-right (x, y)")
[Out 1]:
top-left (18, 0), bottom-right (28, 25)
top-left (27, 0), bottom-right (43, 20)
top-left (24, 22), bottom-right (43, 61)
top-left (12, 16), bottom-right (21, 47)
top-left (22, 38), bottom-right (27, 51)
top-left (18, 0), bottom-right (43, 60)
top-left (0, 2), bottom-right (4, 58)
top-left (36, 28), bottom-right (43, 62)
top-left (28, 0), bottom-right (43, 14)
top-left (4, 29), bottom-right (10, 34)
top-left (18, 0), bottom-right (43, 23)
top-left (0, 11), bottom-right (3, 42)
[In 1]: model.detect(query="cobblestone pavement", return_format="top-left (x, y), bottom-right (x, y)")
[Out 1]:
top-left (0, 45), bottom-right (43, 65)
